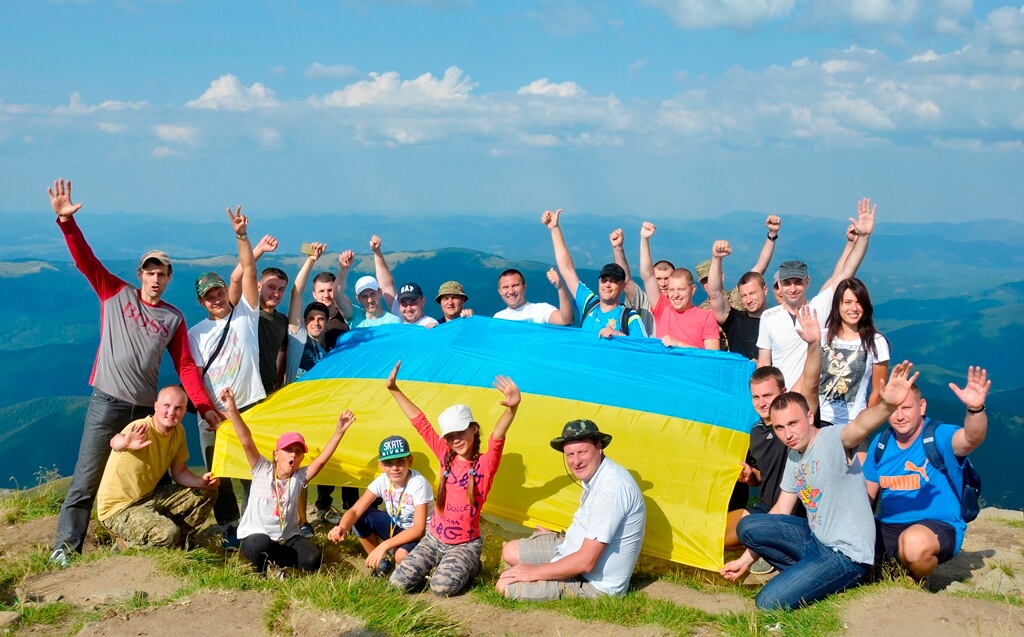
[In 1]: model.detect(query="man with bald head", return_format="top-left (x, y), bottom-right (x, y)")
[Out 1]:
top-left (96, 386), bottom-right (218, 549)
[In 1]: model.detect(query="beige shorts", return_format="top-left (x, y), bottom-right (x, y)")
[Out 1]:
top-left (504, 532), bottom-right (602, 601)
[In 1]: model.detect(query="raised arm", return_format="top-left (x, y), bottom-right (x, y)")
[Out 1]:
top-left (818, 224), bottom-right (857, 292)
top-left (542, 209), bottom-right (581, 297)
top-left (288, 242), bottom-right (326, 332)
top-left (110, 421), bottom-right (152, 452)
top-left (832, 198), bottom-right (876, 284)
top-left (385, 361), bottom-right (423, 420)
top-left (219, 387), bottom-right (262, 470)
top-left (490, 375), bottom-right (521, 441)
top-left (637, 222), bottom-right (661, 302)
top-left (230, 234), bottom-right (277, 301)
top-left (306, 409), bottom-right (356, 482)
top-left (370, 235), bottom-right (396, 308)
top-left (610, 228), bottom-right (640, 299)
top-left (748, 215), bottom-right (781, 275)
top-left (335, 250), bottom-right (355, 320)
top-left (546, 267), bottom-right (574, 326)
top-left (49, 179), bottom-right (124, 299)
top-left (949, 366), bottom-right (991, 456)
top-left (841, 361), bottom-right (919, 450)
top-left (227, 206), bottom-right (258, 309)
top-left (707, 240), bottom-right (732, 324)
top-left (796, 305), bottom-right (822, 410)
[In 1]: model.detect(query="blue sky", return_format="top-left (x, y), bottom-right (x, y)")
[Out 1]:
top-left (2, 1), bottom-right (1022, 223)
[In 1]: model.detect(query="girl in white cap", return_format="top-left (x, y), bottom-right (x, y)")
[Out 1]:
top-left (219, 387), bottom-right (355, 575)
top-left (384, 361), bottom-right (520, 596)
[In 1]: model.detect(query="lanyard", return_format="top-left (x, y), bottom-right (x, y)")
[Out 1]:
top-left (272, 472), bottom-right (293, 534)
top-left (385, 481), bottom-right (407, 536)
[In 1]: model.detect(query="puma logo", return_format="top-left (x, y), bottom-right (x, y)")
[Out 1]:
top-left (905, 459), bottom-right (929, 482)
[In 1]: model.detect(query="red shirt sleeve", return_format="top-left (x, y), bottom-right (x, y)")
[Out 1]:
top-left (411, 412), bottom-right (448, 461)
top-left (57, 216), bottom-right (125, 301)
top-left (169, 321), bottom-right (214, 415)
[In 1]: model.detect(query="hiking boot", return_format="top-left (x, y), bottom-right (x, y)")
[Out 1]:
top-left (749, 557), bottom-right (776, 575)
top-left (48, 545), bottom-right (71, 569)
top-left (299, 523), bottom-right (315, 539)
top-left (316, 507), bottom-right (341, 526)
top-left (372, 552), bottom-right (394, 579)
top-left (221, 524), bottom-right (240, 551)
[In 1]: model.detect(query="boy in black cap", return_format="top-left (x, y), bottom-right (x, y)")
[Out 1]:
top-left (328, 435), bottom-right (435, 577)
top-left (497, 419), bottom-right (646, 600)
top-left (542, 209), bottom-right (647, 338)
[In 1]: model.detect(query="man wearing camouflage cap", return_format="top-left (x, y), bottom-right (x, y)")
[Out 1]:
top-left (436, 281), bottom-right (474, 323)
top-left (496, 420), bottom-right (646, 600)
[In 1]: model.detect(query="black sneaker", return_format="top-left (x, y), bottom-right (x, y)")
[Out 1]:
top-left (221, 525), bottom-right (240, 551)
top-left (372, 552), bottom-right (394, 578)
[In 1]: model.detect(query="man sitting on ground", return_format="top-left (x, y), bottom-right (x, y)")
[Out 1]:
top-left (497, 419), bottom-right (646, 600)
top-left (96, 386), bottom-right (217, 549)
top-left (863, 366), bottom-right (991, 580)
top-left (543, 208), bottom-right (646, 338)
top-left (493, 268), bottom-right (573, 325)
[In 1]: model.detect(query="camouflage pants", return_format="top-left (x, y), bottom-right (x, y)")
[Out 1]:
top-left (101, 483), bottom-right (215, 548)
top-left (389, 532), bottom-right (482, 597)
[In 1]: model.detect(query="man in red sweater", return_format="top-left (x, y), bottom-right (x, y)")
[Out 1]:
top-left (47, 179), bottom-right (218, 566)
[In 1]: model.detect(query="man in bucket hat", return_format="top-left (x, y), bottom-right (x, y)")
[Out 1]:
top-left (496, 420), bottom-right (646, 600)
top-left (435, 281), bottom-right (473, 323)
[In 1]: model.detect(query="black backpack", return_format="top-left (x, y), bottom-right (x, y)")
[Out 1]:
top-left (872, 417), bottom-right (982, 523)
top-left (580, 293), bottom-right (635, 336)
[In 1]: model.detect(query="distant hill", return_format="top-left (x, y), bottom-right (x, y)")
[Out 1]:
top-left (1, 243), bottom-right (1021, 509)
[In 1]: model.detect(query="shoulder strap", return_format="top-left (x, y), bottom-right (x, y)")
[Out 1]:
top-left (619, 306), bottom-right (631, 336)
top-left (872, 425), bottom-right (893, 465)
top-left (921, 417), bottom-right (961, 504)
top-left (202, 304), bottom-right (235, 378)
top-left (580, 293), bottom-right (599, 322)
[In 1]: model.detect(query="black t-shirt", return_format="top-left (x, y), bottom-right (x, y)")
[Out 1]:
top-left (722, 308), bottom-right (760, 360)
top-left (323, 303), bottom-right (349, 351)
top-left (258, 309), bottom-right (289, 395)
top-left (748, 419), bottom-right (807, 517)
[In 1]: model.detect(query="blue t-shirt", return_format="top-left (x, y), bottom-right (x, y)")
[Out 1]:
top-left (863, 420), bottom-right (967, 554)
top-left (350, 307), bottom-right (401, 328)
top-left (573, 283), bottom-right (647, 338)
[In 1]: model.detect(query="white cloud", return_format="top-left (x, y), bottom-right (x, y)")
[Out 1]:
top-left (154, 124), bottom-right (197, 146)
top-left (97, 122), bottom-right (127, 134)
top-left (304, 62), bottom-right (360, 80)
top-left (186, 75), bottom-right (279, 111)
top-left (255, 127), bottom-right (283, 150)
top-left (311, 67), bottom-right (476, 107)
top-left (985, 6), bottom-right (1024, 47)
top-left (822, 59), bottom-right (864, 74)
top-left (152, 146), bottom-right (184, 158)
top-left (644, 0), bottom-right (796, 29)
top-left (518, 132), bottom-right (562, 147)
top-left (527, 0), bottom-right (596, 37)
top-left (628, 59), bottom-right (648, 75)
top-left (54, 92), bottom-right (147, 114)
top-left (517, 78), bottom-right (585, 97)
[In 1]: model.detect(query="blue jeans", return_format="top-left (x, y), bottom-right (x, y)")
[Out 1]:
top-left (738, 513), bottom-right (871, 610)
top-left (53, 389), bottom-right (154, 554)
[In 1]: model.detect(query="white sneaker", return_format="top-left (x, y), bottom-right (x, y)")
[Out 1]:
top-left (316, 507), bottom-right (341, 525)
top-left (48, 546), bottom-right (70, 569)
top-left (750, 557), bottom-right (776, 575)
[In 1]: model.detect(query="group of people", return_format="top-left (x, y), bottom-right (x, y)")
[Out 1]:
top-left (46, 178), bottom-right (991, 609)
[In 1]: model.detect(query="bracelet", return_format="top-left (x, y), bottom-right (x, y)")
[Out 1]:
top-left (966, 404), bottom-right (986, 414)
top-left (236, 233), bottom-right (248, 241)
top-left (767, 232), bottom-right (778, 242)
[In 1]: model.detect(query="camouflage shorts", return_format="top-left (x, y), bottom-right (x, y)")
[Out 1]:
top-left (389, 532), bottom-right (482, 597)
top-left (101, 483), bottom-right (215, 548)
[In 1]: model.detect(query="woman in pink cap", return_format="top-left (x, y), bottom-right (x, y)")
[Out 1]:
top-left (219, 387), bottom-right (355, 575)
top-left (385, 361), bottom-right (520, 596)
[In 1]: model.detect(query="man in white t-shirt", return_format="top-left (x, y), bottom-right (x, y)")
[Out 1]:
top-left (756, 198), bottom-right (878, 391)
top-left (497, 420), bottom-right (646, 600)
top-left (188, 207), bottom-right (265, 528)
top-left (493, 268), bottom-right (574, 325)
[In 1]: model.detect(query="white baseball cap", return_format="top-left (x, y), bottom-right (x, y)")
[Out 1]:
top-left (438, 404), bottom-right (476, 436)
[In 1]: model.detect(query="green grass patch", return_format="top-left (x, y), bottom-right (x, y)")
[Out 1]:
top-left (11, 600), bottom-right (74, 626)
top-left (996, 518), bottom-right (1024, 529)
top-left (947, 588), bottom-right (1024, 609)
top-left (0, 468), bottom-right (66, 525)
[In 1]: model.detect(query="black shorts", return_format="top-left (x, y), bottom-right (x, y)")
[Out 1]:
top-left (876, 519), bottom-right (957, 565)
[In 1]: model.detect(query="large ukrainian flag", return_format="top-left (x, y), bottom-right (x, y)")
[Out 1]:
top-left (212, 317), bottom-right (756, 571)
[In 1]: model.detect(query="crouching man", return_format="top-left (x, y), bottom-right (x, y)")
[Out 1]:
top-left (96, 386), bottom-right (218, 548)
top-left (497, 419), bottom-right (646, 600)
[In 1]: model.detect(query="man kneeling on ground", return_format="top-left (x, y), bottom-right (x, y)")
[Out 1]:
top-left (96, 386), bottom-right (218, 549)
top-left (496, 419), bottom-right (646, 600)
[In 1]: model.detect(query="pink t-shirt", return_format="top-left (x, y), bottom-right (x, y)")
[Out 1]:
top-left (653, 295), bottom-right (719, 348)
top-left (411, 413), bottom-right (505, 545)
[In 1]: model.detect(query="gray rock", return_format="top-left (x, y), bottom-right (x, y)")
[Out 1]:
top-left (972, 567), bottom-right (1024, 597)
top-left (87, 589), bottom-right (149, 605)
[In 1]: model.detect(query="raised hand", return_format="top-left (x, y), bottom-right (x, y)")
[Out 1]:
top-left (48, 179), bottom-right (83, 219)
top-left (609, 228), bottom-right (624, 248)
top-left (218, 387), bottom-right (238, 414)
top-left (124, 421), bottom-right (152, 451)
top-left (541, 208), bottom-right (562, 229)
top-left (712, 240), bottom-right (731, 259)
top-left (308, 242), bottom-right (327, 261)
top-left (227, 205), bottom-right (247, 236)
top-left (338, 249), bottom-right (354, 269)
top-left (640, 221), bottom-right (656, 239)
top-left (850, 197), bottom-right (876, 237)
top-left (949, 366), bottom-right (990, 411)
top-left (369, 235), bottom-right (382, 253)
top-left (796, 305), bottom-right (820, 344)
top-left (493, 375), bottom-right (521, 409)
top-left (879, 361), bottom-right (919, 407)
top-left (254, 235), bottom-right (278, 254)
top-left (765, 215), bottom-right (781, 235)
top-left (336, 409), bottom-right (357, 434)
top-left (845, 223), bottom-right (858, 243)
top-left (385, 361), bottom-right (402, 390)
top-left (546, 267), bottom-right (562, 289)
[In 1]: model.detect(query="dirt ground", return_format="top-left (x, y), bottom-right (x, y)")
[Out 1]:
top-left (2, 509), bottom-right (1021, 637)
